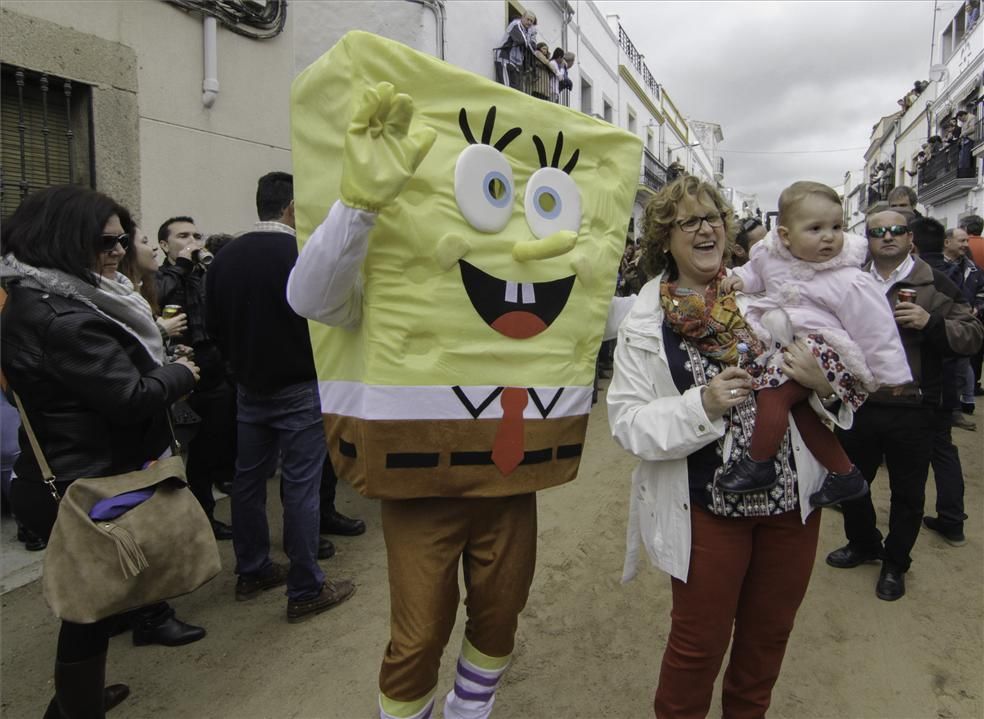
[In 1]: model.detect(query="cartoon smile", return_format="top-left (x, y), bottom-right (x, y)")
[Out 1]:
top-left (459, 260), bottom-right (575, 339)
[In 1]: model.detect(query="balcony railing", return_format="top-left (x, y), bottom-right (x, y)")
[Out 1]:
top-left (917, 141), bottom-right (978, 203)
top-left (492, 46), bottom-right (569, 107)
top-left (865, 176), bottom-right (895, 208)
top-left (640, 148), bottom-right (667, 192)
top-left (617, 26), bottom-right (660, 101)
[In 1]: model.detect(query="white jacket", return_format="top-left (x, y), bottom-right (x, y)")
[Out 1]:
top-left (607, 275), bottom-right (855, 583)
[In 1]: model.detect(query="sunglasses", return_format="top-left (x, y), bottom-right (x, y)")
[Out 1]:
top-left (100, 233), bottom-right (131, 252)
top-left (866, 225), bottom-right (909, 239)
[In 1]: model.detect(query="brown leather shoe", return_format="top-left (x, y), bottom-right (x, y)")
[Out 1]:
top-left (286, 579), bottom-right (356, 623)
top-left (235, 562), bottom-right (289, 601)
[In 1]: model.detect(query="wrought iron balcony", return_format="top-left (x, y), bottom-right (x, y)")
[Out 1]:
top-left (491, 46), bottom-right (569, 107)
top-left (640, 148), bottom-right (667, 192)
top-left (917, 141), bottom-right (978, 204)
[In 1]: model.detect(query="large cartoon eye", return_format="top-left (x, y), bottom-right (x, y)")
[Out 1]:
top-left (524, 167), bottom-right (581, 239)
top-left (454, 144), bottom-right (515, 233)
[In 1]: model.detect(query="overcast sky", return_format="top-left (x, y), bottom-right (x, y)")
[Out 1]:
top-left (594, 0), bottom-right (950, 213)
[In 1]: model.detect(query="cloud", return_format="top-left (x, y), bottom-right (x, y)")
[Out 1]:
top-left (595, 0), bottom-right (943, 210)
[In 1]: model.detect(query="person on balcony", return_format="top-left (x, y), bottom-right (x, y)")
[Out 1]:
top-left (958, 109), bottom-right (978, 170)
top-left (547, 48), bottom-right (566, 103)
top-left (495, 11), bottom-right (536, 90)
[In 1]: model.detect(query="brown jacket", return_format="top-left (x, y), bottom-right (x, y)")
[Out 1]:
top-left (866, 257), bottom-right (983, 407)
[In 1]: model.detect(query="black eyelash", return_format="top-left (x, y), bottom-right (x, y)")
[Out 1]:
top-left (459, 107), bottom-right (522, 151)
top-left (532, 131), bottom-right (580, 174)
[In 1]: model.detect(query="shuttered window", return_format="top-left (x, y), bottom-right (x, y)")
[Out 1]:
top-left (1, 65), bottom-right (94, 220)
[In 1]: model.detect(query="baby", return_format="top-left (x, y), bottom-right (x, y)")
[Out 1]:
top-left (719, 181), bottom-right (911, 507)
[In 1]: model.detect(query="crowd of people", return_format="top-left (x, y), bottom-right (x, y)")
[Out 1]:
top-left (0, 174), bottom-right (366, 716)
top-left (495, 11), bottom-right (574, 104)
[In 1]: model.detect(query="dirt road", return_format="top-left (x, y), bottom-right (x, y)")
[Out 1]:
top-left (2, 387), bottom-right (981, 718)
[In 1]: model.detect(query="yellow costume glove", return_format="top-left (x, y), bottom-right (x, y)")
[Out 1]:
top-left (340, 81), bottom-right (437, 212)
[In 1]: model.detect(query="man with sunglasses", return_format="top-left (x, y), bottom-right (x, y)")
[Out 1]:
top-left (826, 210), bottom-right (982, 600)
top-left (157, 216), bottom-right (236, 543)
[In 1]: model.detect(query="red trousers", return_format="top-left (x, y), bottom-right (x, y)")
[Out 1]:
top-left (654, 506), bottom-right (821, 719)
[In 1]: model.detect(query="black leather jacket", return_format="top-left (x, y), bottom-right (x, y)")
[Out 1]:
top-left (1, 283), bottom-right (196, 487)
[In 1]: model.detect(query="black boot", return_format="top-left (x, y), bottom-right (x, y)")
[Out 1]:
top-left (43, 685), bottom-right (129, 718)
top-left (809, 466), bottom-right (869, 508)
top-left (131, 604), bottom-right (206, 647)
top-left (45, 651), bottom-right (129, 718)
top-left (717, 455), bottom-right (777, 494)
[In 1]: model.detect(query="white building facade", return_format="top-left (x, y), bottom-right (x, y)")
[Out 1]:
top-left (844, 2), bottom-right (984, 228)
top-left (1, 0), bottom-right (743, 237)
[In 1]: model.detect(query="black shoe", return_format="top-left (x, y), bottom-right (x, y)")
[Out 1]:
top-left (16, 525), bottom-right (47, 551)
top-left (318, 537), bottom-right (336, 560)
top-left (826, 543), bottom-right (884, 569)
top-left (951, 411), bottom-right (976, 431)
top-left (215, 480), bottom-right (234, 495)
top-left (320, 510), bottom-right (366, 537)
top-left (717, 456), bottom-right (777, 494)
top-left (236, 562), bottom-right (289, 601)
top-left (286, 579), bottom-right (356, 623)
top-left (876, 562), bottom-right (906, 601)
top-left (809, 466), bottom-right (869, 508)
top-left (104, 684), bottom-right (130, 712)
top-left (922, 516), bottom-right (967, 546)
top-left (211, 518), bottom-right (233, 541)
top-left (961, 401), bottom-right (975, 415)
top-left (132, 609), bottom-right (206, 647)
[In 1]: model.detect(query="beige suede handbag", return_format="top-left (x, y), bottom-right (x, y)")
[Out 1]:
top-left (13, 393), bottom-right (221, 624)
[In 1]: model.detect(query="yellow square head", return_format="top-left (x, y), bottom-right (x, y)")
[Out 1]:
top-left (292, 31), bottom-right (642, 498)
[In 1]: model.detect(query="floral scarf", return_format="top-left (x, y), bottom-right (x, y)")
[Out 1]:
top-left (659, 268), bottom-right (764, 366)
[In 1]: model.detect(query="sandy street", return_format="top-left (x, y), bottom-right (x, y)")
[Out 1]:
top-left (2, 385), bottom-right (982, 719)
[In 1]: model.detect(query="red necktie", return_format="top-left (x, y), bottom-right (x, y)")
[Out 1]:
top-left (492, 387), bottom-right (528, 476)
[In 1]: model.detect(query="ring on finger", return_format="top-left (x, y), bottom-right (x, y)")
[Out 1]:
top-left (730, 388), bottom-right (737, 398)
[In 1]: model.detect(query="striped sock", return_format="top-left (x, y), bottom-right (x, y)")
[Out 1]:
top-left (379, 691), bottom-right (435, 719)
top-left (443, 638), bottom-right (510, 719)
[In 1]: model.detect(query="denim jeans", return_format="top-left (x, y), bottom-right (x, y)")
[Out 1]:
top-left (232, 381), bottom-right (325, 601)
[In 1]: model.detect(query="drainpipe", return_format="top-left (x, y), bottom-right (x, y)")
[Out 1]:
top-left (202, 14), bottom-right (219, 108)
top-left (552, 0), bottom-right (574, 50)
top-left (406, 0), bottom-right (446, 59)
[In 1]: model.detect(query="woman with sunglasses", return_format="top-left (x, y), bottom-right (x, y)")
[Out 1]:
top-left (608, 176), bottom-right (861, 718)
top-left (117, 215), bottom-right (189, 346)
top-left (1, 185), bottom-right (199, 717)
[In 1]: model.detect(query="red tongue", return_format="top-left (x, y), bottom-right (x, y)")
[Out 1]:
top-left (491, 311), bottom-right (548, 339)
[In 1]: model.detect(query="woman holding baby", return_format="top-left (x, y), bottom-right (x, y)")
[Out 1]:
top-left (608, 177), bottom-right (908, 717)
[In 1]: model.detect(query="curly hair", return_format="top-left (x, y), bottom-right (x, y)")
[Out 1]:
top-left (640, 176), bottom-right (736, 280)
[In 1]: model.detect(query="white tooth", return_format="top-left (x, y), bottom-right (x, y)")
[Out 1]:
top-left (521, 282), bottom-right (535, 304)
top-left (505, 281), bottom-right (518, 303)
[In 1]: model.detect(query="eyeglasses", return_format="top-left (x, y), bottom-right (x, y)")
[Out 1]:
top-left (676, 213), bottom-right (725, 233)
top-left (866, 225), bottom-right (910, 239)
top-left (100, 233), bottom-right (130, 252)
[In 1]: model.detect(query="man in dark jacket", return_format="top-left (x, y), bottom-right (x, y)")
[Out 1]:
top-left (205, 172), bottom-right (355, 622)
top-left (157, 216), bottom-right (235, 539)
top-left (943, 225), bottom-right (984, 418)
top-left (826, 210), bottom-right (983, 601)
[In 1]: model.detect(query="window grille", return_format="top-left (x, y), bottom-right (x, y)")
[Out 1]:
top-left (1, 65), bottom-right (94, 220)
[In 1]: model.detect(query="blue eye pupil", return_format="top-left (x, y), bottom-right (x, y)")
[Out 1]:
top-left (483, 171), bottom-right (511, 208)
top-left (533, 186), bottom-right (562, 219)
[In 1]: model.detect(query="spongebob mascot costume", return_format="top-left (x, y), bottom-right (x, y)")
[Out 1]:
top-left (288, 32), bottom-right (642, 719)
